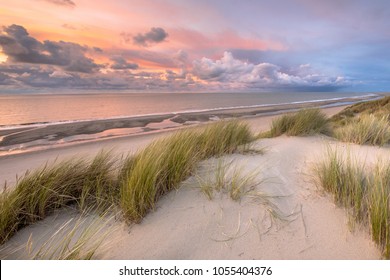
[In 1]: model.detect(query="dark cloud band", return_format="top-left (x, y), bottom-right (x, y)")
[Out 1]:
top-left (43, 0), bottom-right (76, 8)
top-left (0, 24), bottom-right (100, 73)
top-left (110, 56), bottom-right (139, 70)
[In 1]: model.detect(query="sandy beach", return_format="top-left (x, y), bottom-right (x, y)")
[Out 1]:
top-left (0, 104), bottom-right (385, 260)
top-left (0, 94), bottom-right (379, 157)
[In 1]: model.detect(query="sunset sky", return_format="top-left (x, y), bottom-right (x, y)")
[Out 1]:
top-left (0, 0), bottom-right (389, 92)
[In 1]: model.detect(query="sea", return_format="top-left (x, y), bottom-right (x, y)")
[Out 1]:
top-left (0, 91), bottom-right (379, 128)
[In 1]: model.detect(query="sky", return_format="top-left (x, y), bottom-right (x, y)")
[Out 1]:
top-left (0, 0), bottom-right (389, 93)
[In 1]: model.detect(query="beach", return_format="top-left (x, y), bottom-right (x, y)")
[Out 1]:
top-left (0, 105), bottom-right (345, 187)
top-left (0, 93), bottom-right (380, 157)
top-left (0, 103), bottom-right (385, 260)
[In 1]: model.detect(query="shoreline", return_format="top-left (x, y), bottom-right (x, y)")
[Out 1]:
top-left (0, 94), bottom-right (380, 157)
top-left (0, 105), bottom-right (347, 190)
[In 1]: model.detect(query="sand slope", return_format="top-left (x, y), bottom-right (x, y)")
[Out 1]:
top-left (0, 106), bottom-right (385, 260)
top-left (105, 136), bottom-right (381, 259)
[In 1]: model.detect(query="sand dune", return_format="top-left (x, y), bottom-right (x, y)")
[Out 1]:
top-left (104, 136), bottom-right (381, 259)
top-left (0, 106), bottom-right (384, 259)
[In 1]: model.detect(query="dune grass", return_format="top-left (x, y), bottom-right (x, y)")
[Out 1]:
top-left (328, 96), bottom-right (390, 146)
top-left (195, 159), bottom-right (230, 200)
top-left (369, 163), bottom-right (390, 257)
top-left (0, 209), bottom-right (117, 260)
top-left (195, 156), bottom-right (266, 202)
top-left (333, 114), bottom-right (390, 146)
top-left (26, 212), bottom-right (117, 260)
top-left (315, 148), bottom-right (390, 258)
top-left (119, 130), bottom-right (201, 222)
top-left (119, 120), bottom-right (254, 222)
top-left (0, 120), bottom-right (254, 246)
top-left (0, 151), bottom-right (118, 245)
top-left (330, 96), bottom-right (390, 125)
top-left (261, 97), bottom-right (390, 147)
top-left (264, 108), bottom-right (329, 137)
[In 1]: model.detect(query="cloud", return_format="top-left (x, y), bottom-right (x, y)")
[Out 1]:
top-left (0, 24), bottom-right (101, 73)
top-left (0, 72), bottom-right (14, 85)
top-left (0, 61), bottom-right (204, 92)
top-left (110, 56), bottom-right (138, 70)
top-left (192, 51), bottom-right (348, 90)
top-left (173, 50), bottom-right (189, 78)
top-left (116, 48), bottom-right (176, 68)
top-left (93, 47), bottom-right (103, 53)
top-left (62, 24), bottom-right (77, 30)
top-left (43, 0), bottom-right (76, 8)
top-left (132, 27), bottom-right (168, 47)
top-left (49, 70), bottom-right (73, 78)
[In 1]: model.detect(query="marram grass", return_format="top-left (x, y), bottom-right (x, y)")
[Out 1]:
top-left (0, 151), bottom-right (118, 245)
top-left (196, 159), bottom-right (264, 201)
top-left (262, 97), bottom-right (390, 147)
top-left (333, 114), bottom-right (390, 146)
top-left (329, 96), bottom-right (390, 146)
top-left (119, 120), bottom-right (254, 222)
top-left (330, 96), bottom-right (390, 125)
top-left (315, 148), bottom-right (390, 258)
top-left (0, 120), bottom-right (254, 245)
top-left (264, 108), bottom-right (329, 137)
top-left (0, 208), bottom-right (118, 260)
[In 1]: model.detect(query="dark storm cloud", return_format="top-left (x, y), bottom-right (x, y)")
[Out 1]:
top-left (110, 56), bottom-right (138, 70)
top-left (43, 0), bottom-right (76, 8)
top-left (0, 25), bottom-right (101, 73)
top-left (132, 27), bottom-right (168, 46)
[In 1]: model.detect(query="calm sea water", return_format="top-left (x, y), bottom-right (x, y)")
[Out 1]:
top-left (0, 91), bottom-right (375, 128)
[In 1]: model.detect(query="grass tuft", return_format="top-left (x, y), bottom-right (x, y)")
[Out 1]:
top-left (330, 96), bottom-right (390, 125)
top-left (333, 114), bottom-right (390, 146)
top-left (369, 163), bottom-right (390, 257)
top-left (0, 209), bottom-right (118, 260)
top-left (119, 120), bottom-right (253, 222)
top-left (196, 158), bottom-right (264, 201)
top-left (0, 151), bottom-right (119, 245)
top-left (0, 120), bottom-right (253, 245)
top-left (265, 108), bottom-right (329, 137)
top-left (27, 212), bottom-right (116, 260)
top-left (315, 148), bottom-right (390, 258)
top-left (0, 158), bottom-right (87, 244)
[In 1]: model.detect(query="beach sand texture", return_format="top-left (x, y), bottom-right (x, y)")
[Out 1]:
top-left (0, 106), bottom-right (384, 259)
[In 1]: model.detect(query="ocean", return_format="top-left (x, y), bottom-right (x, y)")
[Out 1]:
top-left (0, 91), bottom-right (378, 128)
